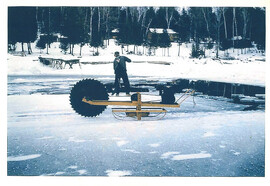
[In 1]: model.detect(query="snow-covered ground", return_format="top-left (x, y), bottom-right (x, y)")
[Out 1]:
top-left (5, 39), bottom-right (266, 177)
top-left (7, 40), bottom-right (265, 86)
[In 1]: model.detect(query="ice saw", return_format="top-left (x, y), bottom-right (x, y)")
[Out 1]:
top-left (69, 79), bottom-right (194, 120)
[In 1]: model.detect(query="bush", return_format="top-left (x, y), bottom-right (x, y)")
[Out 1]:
top-left (234, 39), bottom-right (252, 49)
top-left (220, 39), bottom-right (232, 51)
top-left (36, 38), bottom-right (46, 51)
top-left (59, 38), bottom-right (69, 53)
top-left (191, 43), bottom-right (204, 58)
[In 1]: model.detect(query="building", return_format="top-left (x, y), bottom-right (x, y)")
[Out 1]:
top-left (111, 28), bottom-right (119, 39)
top-left (148, 28), bottom-right (178, 42)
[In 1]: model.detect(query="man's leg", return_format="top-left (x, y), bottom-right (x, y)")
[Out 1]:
top-left (122, 71), bottom-right (130, 94)
top-left (113, 73), bottom-right (121, 95)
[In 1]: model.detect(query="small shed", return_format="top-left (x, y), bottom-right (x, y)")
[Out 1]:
top-left (148, 28), bottom-right (178, 42)
top-left (111, 29), bottom-right (119, 39)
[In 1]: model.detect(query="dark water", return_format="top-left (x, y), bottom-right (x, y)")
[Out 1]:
top-left (8, 75), bottom-right (265, 111)
top-left (7, 75), bottom-right (173, 95)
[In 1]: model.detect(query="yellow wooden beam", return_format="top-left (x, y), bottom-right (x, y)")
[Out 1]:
top-left (82, 97), bottom-right (180, 108)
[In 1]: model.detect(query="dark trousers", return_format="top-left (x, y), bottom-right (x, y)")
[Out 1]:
top-left (114, 70), bottom-right (130, 94)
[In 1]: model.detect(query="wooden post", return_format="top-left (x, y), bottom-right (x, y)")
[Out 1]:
top-left (136, 92), bottom-right (142, 120)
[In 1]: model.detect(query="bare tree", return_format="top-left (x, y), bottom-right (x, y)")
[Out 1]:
top-left (104, 7), bottom-right (110, 46)
top-left (232, 8), bottom-right (238, 52)
top-left (241, 8), bottom-right (249, 39)
top-left (98, 7), bottom-right (101, 33)
top-left (89, 7), bottom-right (94, 44)
top-left (233, 8), bottom-right (238, 37)
top-left (79, 7), bottom-right (89, 56)
top-left (202, 8), bottom-right (211, 38)
top-left (222, 8), bottom-right (228, 39)
top-left (214, 8), bottom-right (222, 58)
top-left (165, 7), bottom-right (174, 29)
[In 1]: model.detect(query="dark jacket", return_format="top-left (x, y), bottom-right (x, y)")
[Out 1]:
top-left (113, 56), bottom-right (131, 73)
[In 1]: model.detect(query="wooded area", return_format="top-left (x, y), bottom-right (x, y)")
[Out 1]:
top-left (8, 7), bottom-right (265, 57)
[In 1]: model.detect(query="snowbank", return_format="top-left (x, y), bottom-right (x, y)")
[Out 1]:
top-left (7, 40), bottom-right (266, 86)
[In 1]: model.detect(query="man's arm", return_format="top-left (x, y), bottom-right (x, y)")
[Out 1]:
top-left (113, 59), bottom-right (118, 71)
top-left (124, 56), bottom-right (131, 62)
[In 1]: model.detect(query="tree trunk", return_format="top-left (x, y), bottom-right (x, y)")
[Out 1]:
top-left (80, 43), bottom-right (83, 56)
top-left (27, 43), bottom-right (32, 54)
top-left (98, 7), bottom-right (101, 33)
top-left (234, 8), bottom-right (238, 37)
top-left (215, 8), bottom-right (222, 59)
top-left (178, 43), bottom-right (181, 57)
top-left (121, 45), bottom-right (124, 54)
top-left (145, 19), bottom-right (152, 39)
top-left (165, 8), bottom-right (173, 29)
top-left (46, 43), bottom-right (49, 54)
top-left (72, 44), bottom-right (74, 55)
top-left (242, 8), bottom-right (248, 39)
top-left (22, 42), bottom-right (24, 53)
top-left (232, 8), bottom-right (235, 52)
top-left (83, 7), bottom-right (88, 44)
top-left (202, 8), bottom-right (210, 38)
top-left (222, 8), bottom-right (228, 39)
top-left (105, 8), bottom-right (110, 45)
top-left (216, 22), bottom-right (220, 58)
top-left (89, 8), bottom-right (94, 44)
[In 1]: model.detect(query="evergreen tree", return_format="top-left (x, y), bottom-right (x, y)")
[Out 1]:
top-left (148, 30), bottom-right (158, 55)
top-left (131, 12), bottom-right (144, 54)
top-left (90, 8), bottom-right (103, 55)
top-left (117, 8), bottom-right (128, 52)
top-left (40, 7), bottom-right (54, 54)
top-left (8, 6), bottom-right (265, 57)
top-left (191, 42), bottom-right (204, 58)
top-left (189, 7), bottom-right (208, 42)
top-left (36, 36), bottom-right (46, 53)
top-left (159, 29), bottom-right (171, 56)
top-left (59, 38), bottom-right (69, 54)
top-left (250, 8), bottom-right (265, 51)
top-left (178, 9), bottom-right (190, 42)
top-left (8, 7), bottom-right (37, 54)
top-left (154, 8), bottom-right (167, 28)
top-left (175, 9), bottom-right (191, 56)
top-left (61, 7), bottom-right (85, 55)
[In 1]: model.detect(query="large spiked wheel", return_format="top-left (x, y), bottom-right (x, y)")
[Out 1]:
top-left (69, 79), bottom-right (109, 117)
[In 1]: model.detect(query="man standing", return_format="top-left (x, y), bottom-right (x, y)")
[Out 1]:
top-left (112, 51), bottom-right (131, 96)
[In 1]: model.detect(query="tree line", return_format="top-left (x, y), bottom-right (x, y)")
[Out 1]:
top-left (8, 6), bottom-right (265, 57)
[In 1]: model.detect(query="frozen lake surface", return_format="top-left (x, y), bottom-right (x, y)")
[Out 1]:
top-left (8, 75), bottom-right (173, 95)
top-left (7, 75), bottom-right (265, 176)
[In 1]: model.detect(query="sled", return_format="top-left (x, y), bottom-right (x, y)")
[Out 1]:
top-left (70, 79), bottom-right (194, 120)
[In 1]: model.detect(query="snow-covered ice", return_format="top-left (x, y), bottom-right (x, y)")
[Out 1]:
top-left (148, 143), bottom-right (161, 148)
top-left (106, 170), bottom-right (132, 177)
top-left (171, 152), bottom-right (212, 161)
top-left (7, 154), bottom-right (42, 162)
top-left (7, 94), bottom-right (265, 176)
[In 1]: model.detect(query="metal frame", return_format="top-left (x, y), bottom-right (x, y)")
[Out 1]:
top-left (82, 90), bottom-right (194, 120)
